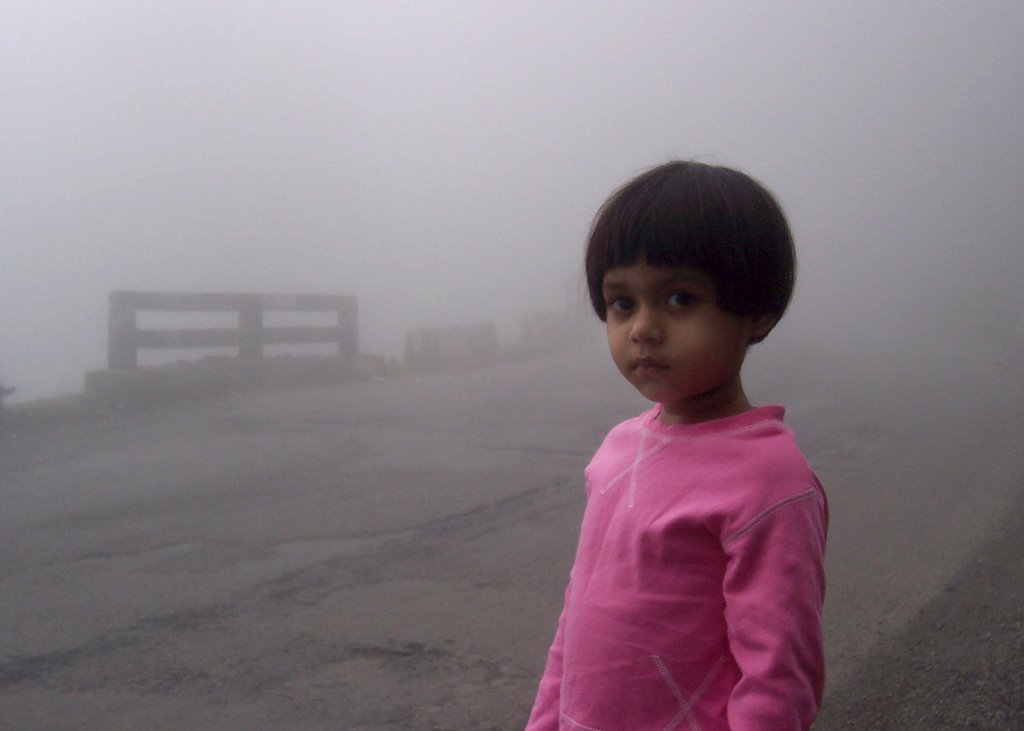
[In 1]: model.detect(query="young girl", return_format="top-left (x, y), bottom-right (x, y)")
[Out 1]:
top-left (525, 161), bottom-right (827, 731)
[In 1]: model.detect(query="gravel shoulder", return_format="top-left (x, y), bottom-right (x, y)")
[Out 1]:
top-left (816, 487), bottom-right (1024, 730)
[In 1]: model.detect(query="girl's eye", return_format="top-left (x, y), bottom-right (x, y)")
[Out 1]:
top-left (668, 292), bottom-right (696, 307)
top-left (607, 297), bottom-right (634, 313)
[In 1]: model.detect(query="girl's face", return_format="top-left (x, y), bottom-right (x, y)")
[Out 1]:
top-left (601, 261), bottom-right (770, 425)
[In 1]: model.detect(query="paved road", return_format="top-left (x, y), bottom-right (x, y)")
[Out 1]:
top-left (818, 486), bottom-right (1024, 730)
top-left (1, 339), bottom-right (1021, 729)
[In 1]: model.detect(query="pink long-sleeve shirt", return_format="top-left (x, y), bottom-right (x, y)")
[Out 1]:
top-left (525, 405), bottom-right (827, 731)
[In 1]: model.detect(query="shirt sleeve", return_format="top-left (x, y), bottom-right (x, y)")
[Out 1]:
top-left (722, 486), bottom-right (828, 731)
top-left (523, 579), bottom-right (572, 730)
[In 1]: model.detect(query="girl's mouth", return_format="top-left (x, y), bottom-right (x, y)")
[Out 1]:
top-left (633, 357), bottom-right (669, 375)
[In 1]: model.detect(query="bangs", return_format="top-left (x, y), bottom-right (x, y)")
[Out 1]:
top-left (593, 168), bottom-right (722, 273)
top-left (584, 161), bottom-right (794, 328)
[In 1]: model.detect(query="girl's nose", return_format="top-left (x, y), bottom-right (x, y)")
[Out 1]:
top-left (629, 307), bottom-right (662, 343)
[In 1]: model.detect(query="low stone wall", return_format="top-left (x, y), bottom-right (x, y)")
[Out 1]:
top-left (84, 355), bottom-right (362, 409)
top-left (404, 322), bottom-right (499, 371)
top-left (517, 305), bottom-right (595, 355)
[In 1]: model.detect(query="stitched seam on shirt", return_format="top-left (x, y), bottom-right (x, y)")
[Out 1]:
top-left (721, 487), bottom-right (821, 546)
top-left (559, 711), bottom-right (606, 731)
top-left (650, 655), bottom-right (688, 731)
top-left (599, 462), bottom-right (633, 495)
top-left (649, 653), bottom-right (726, 731)
top-left (626, 430), bottom-right (648, 508)
top-left (598, 431), bottom-right (674, 507)
top-left (686, 653), bottom-right (726, 730)
top-left (640, 419), bottom-right (778, 442)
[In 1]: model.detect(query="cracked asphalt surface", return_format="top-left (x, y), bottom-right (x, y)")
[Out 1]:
top-left (1, 340), bottom-right (1021, 729)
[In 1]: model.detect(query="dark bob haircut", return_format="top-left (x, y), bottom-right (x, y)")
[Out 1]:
top-left (585, 161), bottom-right (795, 342)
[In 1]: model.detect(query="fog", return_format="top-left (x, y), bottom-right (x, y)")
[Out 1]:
top-left (2, 1), bottom-right (1021, 402)
top-left (3, 4), bottom-right (1024, 726)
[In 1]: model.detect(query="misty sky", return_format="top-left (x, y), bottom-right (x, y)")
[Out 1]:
top-left (2, 1), bottom-right (1022, 401)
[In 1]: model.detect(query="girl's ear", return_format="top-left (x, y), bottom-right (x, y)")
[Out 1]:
top-left (748, 314), bottom-right (776, 344)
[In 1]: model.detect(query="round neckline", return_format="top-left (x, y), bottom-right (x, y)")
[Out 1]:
top-left (642, 403), bottom-right (785, 438)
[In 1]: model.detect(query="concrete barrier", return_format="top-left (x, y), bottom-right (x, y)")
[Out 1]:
top-left (517, 304), bottom-right (594, 354)
top-left (405, 322), bottom-right (499, 371)
top-left (108, 291), bottom-right (358, 369)
top-left (88, 290), bottom-right (359, 408)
